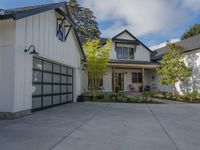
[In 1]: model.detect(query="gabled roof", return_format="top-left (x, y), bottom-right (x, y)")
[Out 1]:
top-left (151, 34), bottom-right (200, 61)
top-left (112, 29), bottom-right (153, 53)
top-left (0, 2), bottom-right (86, 59)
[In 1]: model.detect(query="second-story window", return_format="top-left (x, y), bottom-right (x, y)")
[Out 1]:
top-left (116, 46), bottom-right (135, 60)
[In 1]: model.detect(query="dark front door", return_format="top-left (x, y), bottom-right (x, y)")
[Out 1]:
top-left (113, 73), bottom-right (124, 92)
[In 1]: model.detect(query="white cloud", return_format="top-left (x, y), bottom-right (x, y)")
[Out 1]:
top-left (182, 0), bottom-right (200, 12)
top-left (79, 0), bottom-right (193, 37)
top-left (150, 38), bottom-right (181, 50)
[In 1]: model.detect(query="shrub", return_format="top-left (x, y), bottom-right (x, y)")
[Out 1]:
top-left (78, 93), bottom-right (162, 104)
top-left (97, 94), bottom-right (105, 100)
top-left (185, 91), bottom-right (199, 102)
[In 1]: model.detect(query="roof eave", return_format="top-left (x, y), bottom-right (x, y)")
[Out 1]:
top-left (0, 2), bottom-right (67, 20)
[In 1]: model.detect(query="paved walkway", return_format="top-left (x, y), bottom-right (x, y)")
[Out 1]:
top-left (0, 102), bottom-right (200, 150)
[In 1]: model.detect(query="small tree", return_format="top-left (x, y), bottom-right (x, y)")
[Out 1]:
top-left (83, 39), bottom-right (112, 98)
top-left (156, 43), bottom-right (191, 95)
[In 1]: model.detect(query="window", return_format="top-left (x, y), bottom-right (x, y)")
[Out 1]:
top-left (132, 73), bottom-right (142, 83)
top-left (129, 48), bottom-right (134, 59)
top-left (57, 24), bottom-right (66, 42)
top-left (123, 47), bottom-right (129, 59)
top-left (116, 47), bottom-right (122, 59)
top-left (116, 46), bottom-right (135, 59)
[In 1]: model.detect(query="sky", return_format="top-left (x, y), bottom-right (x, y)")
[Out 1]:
top-left (1, 0), bottom-right (200, 50)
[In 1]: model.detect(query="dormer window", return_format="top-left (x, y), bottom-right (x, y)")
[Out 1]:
top-left (116, 45), bottom-right (135, 60)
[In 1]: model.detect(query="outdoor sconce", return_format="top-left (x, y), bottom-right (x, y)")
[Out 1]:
top-left (24, 45), bottom-right (39, 55)
top-left (78, 66), bottom-right (86, 71)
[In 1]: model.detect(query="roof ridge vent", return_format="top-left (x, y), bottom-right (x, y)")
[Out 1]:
top-left (0, 9), bottom-right (5, 15)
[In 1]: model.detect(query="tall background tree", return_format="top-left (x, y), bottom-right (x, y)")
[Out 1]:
top-left (156, 43), bottom-right (191, 95)
top-left (83, 39), bottom-right (112, 98)
top-left (67, 0), bottom-right (101, 43)
top-left (181, 24), bottom-right (200, 40)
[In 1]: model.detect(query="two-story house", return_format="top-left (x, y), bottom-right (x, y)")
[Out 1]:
top-left (82, 30), bottom-right (160, 93)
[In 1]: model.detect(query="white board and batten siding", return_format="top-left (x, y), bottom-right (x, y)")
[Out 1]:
top-left (0, 10), bottom-right (83, 113)
top-left (0, 20), bottom-right (16, 112)
top-left (156, 49), bottom-right (200, 94)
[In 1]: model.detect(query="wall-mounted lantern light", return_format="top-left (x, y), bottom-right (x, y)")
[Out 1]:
top-left (24, 45), bottom-right (39, 55)
top-left (78, 66), bottom-right (86, 71)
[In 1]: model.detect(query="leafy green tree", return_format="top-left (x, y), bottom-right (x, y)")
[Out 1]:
top-left (67, 0), bottom-right (79, 20)
top-left (181, 24), bottom-right (200, 40)
top-left (156, 43), bottom-right (192, 95)
top-left (67, 0), bottom-right (101, 43)
top-left (83, 39), bottom-right (112, 98)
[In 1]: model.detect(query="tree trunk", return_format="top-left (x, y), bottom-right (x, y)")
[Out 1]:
top-left (91, 77), bottom-right (95, 100)
top-left (94, 76), bottom-right (97, 99)
top-left (173, 84), bottom-right (177, 97)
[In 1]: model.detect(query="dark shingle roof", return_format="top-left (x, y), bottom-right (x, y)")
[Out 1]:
top-left (151, 34), bottom-right (200, 61)
top-left (0, 2), bottom-right (66, 20)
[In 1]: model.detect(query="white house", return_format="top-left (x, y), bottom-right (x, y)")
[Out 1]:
top-left (0, 2), bottom-right (85, 119)
top-left (82, 30), bottom-right (160, 93)
top-left (83, 30), bottom-right (200, 95)
top-left (151, 34), bottom-right (200, 94)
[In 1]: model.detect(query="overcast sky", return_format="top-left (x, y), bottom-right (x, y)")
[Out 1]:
top-left (1, 0), bottom-right (200, 49)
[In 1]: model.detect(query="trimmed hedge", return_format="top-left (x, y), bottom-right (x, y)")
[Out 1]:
top-left (77, 93), bottom-right (162, 104)
top-left (143, 91), bottom-right (200, 103)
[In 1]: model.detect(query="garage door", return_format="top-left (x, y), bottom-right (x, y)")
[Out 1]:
top-left (32, 57), bottom-right (73, 111)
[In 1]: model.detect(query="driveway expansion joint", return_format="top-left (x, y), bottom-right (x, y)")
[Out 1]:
top-left (49, 103), bottom-right (111, 150)
top-left (147, 104), bottom-right (180, 150)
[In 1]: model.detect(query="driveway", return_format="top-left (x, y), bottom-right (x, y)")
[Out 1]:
top-left (0, 102), bottom-right (200, 150)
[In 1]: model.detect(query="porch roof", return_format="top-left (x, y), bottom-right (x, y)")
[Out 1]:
top-left (108, 59), bottom-right (160, 69)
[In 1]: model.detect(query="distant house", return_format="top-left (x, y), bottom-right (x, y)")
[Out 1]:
top-left (151, 34), bottom-right (200, 94)
top-left (82, 30), bottom-right (160, 93)
top-left (0, 2), bottom-right (85, 119)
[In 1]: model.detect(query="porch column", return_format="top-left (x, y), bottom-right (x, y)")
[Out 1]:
top-left (113, 67), bottom-right (116, 92)
top-left (142, 67), bottom-right (144, 92)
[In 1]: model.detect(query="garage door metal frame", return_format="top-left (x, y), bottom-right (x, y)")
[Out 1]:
top-left (32, 57), bottom-right (74, 111)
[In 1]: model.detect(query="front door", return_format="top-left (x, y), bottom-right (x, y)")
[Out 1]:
top-left (112, 73), bottom-right (124, 92)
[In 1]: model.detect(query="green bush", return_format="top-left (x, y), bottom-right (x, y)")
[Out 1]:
top-left (143, 92), bottom-right (179, 100)
top-left (185, 91), bottom-right (199, 102)
top-left (78, 93), bottom-right (162, 104)
top-left (97, 94), bottom-right (105, 100)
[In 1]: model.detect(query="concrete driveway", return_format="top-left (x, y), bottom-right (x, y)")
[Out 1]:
top-left (0, 102), bottom-right (200, 150)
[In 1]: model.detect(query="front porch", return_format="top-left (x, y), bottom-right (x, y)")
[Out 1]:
top-left (103, 61), bottom-right (160, 93)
